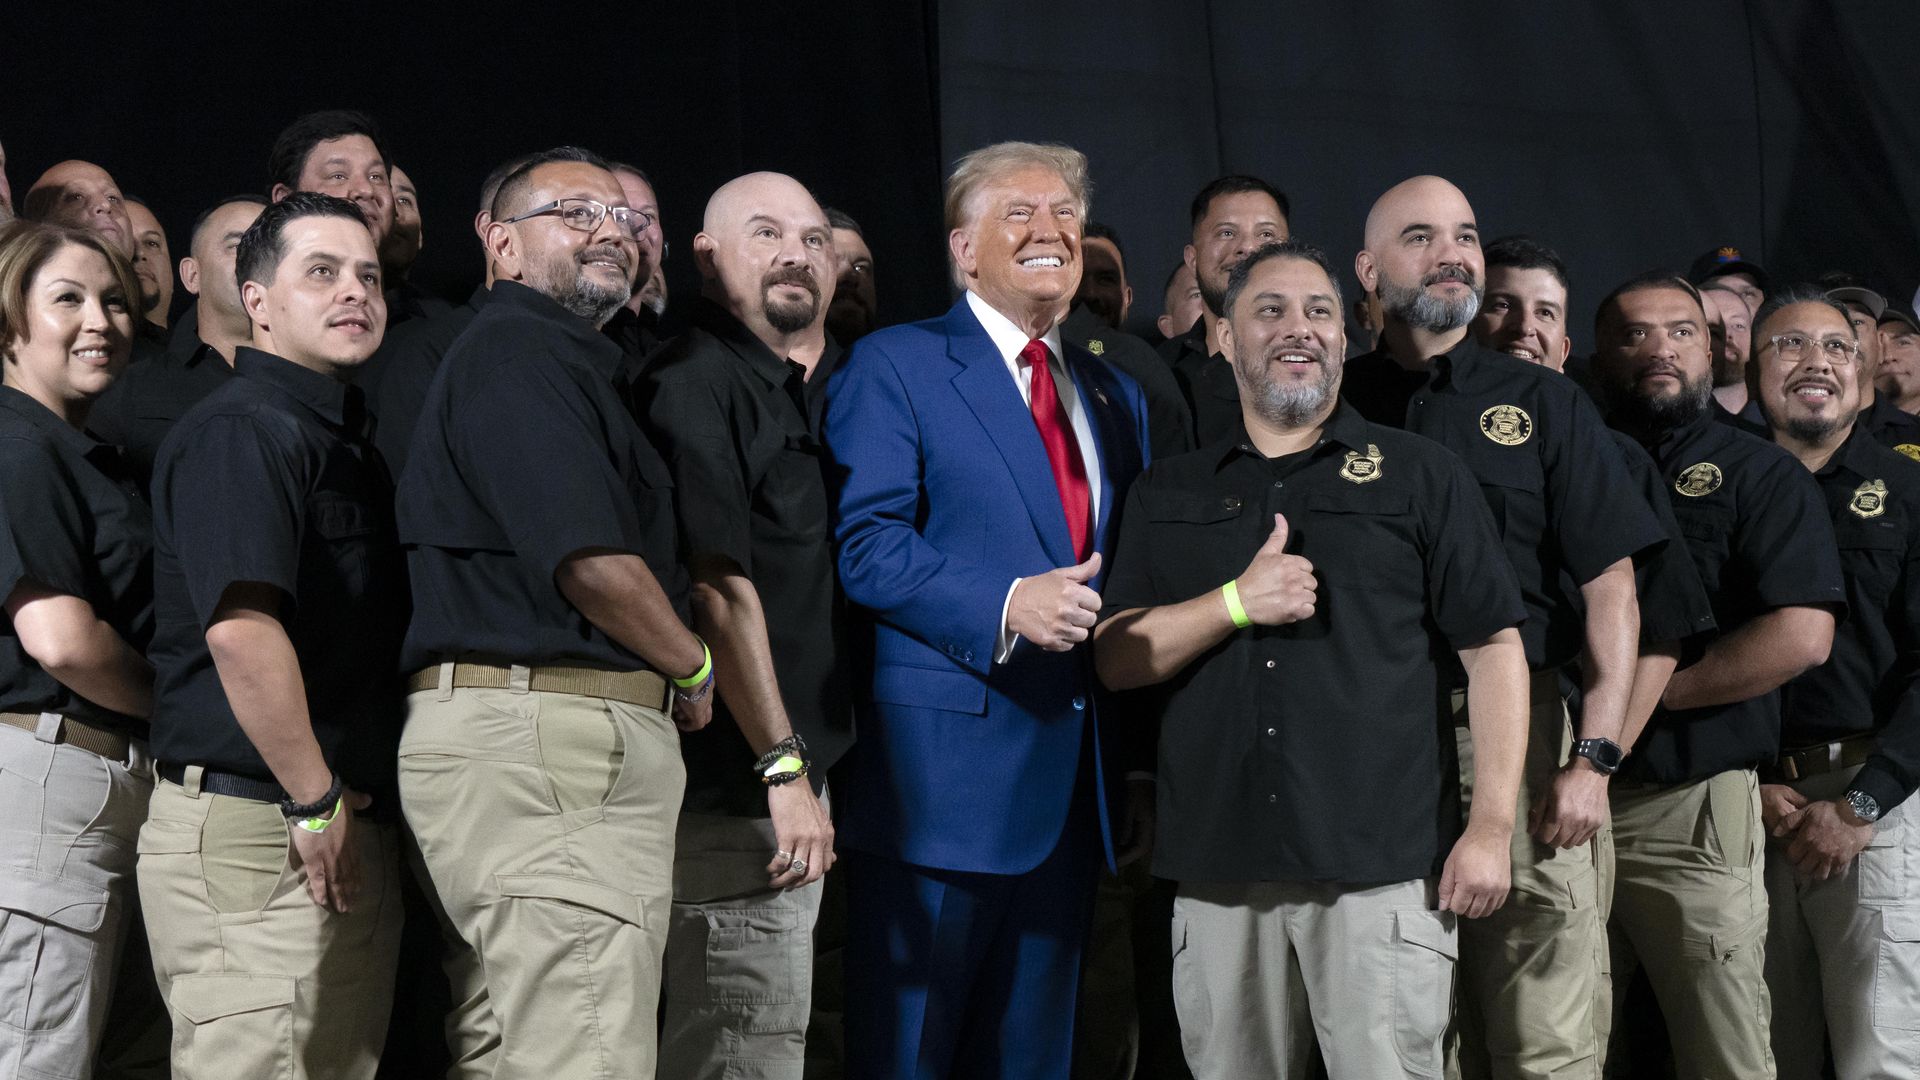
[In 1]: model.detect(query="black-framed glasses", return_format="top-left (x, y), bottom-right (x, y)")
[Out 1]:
top-left (1764, 333), bottom-right (1861, 365)
top-left (502, 197), bottom-right (654, 240)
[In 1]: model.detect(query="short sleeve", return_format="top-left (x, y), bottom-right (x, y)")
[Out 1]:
top-left (642, 370), bottom-right (755, 574)
top-left (1614, 435), bottom-right (1715, 645)
top-left (1425, 453), bottom-right (1528, 648)
top-left (1101, 480), bottom-right (1165, 616)
top-left (456, 355), bottom-right (650, 581)
top-left (0, 437), bottom-right (90, 601)
top-left (1740, 454), bottom-right (1847, 614)
top-left (1546, 388), bottom-right (1667, 583)
top-left (156, 415), bottom-right (304, 628)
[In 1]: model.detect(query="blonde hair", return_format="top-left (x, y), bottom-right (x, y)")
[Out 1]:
top-left (943, 142), bottom-right (1091, 234)
top-left (0, 220), bottom-right (142, 359)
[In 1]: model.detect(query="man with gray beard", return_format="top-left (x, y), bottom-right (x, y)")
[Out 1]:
top-left (1345, 176), bottom-right (1667, 1080)
top-left (395, 146), bottom-right (712, 1077)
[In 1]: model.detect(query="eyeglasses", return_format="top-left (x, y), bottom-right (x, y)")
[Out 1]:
top-left (501, 197), bottom-right (655, 240)
top-left (1764, 333), bottom-right (1862, 364)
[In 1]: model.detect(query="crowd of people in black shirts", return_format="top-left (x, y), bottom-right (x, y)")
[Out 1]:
top-left (0, 107), bottom-right (1915, 1080)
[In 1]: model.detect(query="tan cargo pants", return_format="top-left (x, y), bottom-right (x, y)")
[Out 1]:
top-left (1763, 764), bottom-right (1920, 1079)
top-left (399, 681), bottom-right (684, 1080)
top-left (0, 720), bottom-right (151, 1080)
top-left (136, 770), bottom-right (402, 1080)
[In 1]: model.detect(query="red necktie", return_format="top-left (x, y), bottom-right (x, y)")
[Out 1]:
top-left (1020, 339), bottom-right (1091, 560)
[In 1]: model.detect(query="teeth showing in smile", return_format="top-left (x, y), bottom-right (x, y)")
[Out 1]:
top-left (1794, 386), bottom-right (1832, 399)
top-left (73, 348), bottom-right (109, 359)
top-left (1507, 347), bottom-right (1539, 360)
top-left (1022, 256), bottom-right (1062, 268)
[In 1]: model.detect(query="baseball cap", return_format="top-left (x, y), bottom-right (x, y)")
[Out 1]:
top-left (1688, 246), bottom-right (1769, 290)
top-left (1827, 286), bottom-right (1887, 321)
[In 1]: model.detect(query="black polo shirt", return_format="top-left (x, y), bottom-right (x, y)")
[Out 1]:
top-left (1863, 395), bottom-right (1920, 459)
top-left (359, 286), bottom-right (487, 475)
top-left (636, 299), bottom-right (851, 814)
top-left (1618, 411), bottom-right (1846, 784)
top-left (1607, 430), bottom-right (1716, 647)
top-left (397, 280), bottom-right (688, 672)
top-left (87, 328), bottom-right (234, 489)
top-left (1782, 427), bottom-right (1920, 812)
top-left (1063, 304), bottom-right (1193, 460)
top-left (1103, 405), bottom-right (1526, 884)
top-left (1157, 321), bottom-right (1241, 448)
top-left (1345, 341), bottom-right (1666, 672)
top-left (0, 388), bottom-right (153, 736)
top-left (148, 349), bottom-right (406, 794)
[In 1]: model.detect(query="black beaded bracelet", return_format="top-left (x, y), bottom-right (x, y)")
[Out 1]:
top-left (753, 733), bottom-right (810, 774)
top-left (279, 773), bottom-right (344, 820)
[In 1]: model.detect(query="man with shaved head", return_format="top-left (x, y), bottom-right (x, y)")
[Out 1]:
top-left (1346, 176), bottom-right (1668, 1079)
top-left (396, 146), bottom-right (710, 1076)
top-left (635, 171), bottom-right (851, 1078)
top-left (23, 160), bottom-right (135, 258)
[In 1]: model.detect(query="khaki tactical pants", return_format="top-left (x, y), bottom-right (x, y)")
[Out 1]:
top-left (399, 681), bottom-right (684, 1080)
top-left (1452, 675), bottom-right (1609, 1080)
top-left (1606, 769), bottom-right (1774, 1080)
top-left (1763, 765), bottom-right (1920, 1079)
top-left (0, 720), bottom-right (151, 1080)
top-left (137, 772), bottom-right (402, 1080)
top-left (1171, 878), bottom-right (1456, 1079)
top-left (659, 805), bottom-right (827, 1080)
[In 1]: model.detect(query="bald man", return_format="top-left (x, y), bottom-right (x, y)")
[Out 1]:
top-left (23, 160), bottom-right (135, 257)
top-left (636, 171), bottom-right (852, 1079)
top-left (1345, 176), bottom-right (1669, 1080)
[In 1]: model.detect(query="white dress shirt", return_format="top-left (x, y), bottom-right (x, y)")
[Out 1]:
top-left (964, 291), bottom-right (1104, 663)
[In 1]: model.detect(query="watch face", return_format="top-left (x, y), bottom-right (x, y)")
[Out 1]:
top-left (1578, 739), bottom-right (1622, 772)
top-left (1848, 790), bottom-right (1882, 823)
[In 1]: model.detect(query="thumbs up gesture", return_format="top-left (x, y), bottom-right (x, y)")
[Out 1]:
top-left (1009, 552), bottom-right (1105, 651)
top-left (1235, 514), bottom-right (1317, 626)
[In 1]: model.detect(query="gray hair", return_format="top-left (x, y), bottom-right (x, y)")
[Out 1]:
top-left (1750, 283), bottom-right (1854, 357)
top-left (943, 141), bottom-right (1090, 234)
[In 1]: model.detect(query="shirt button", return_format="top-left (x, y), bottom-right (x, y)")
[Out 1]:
top-left (1071, 696), bottom-right (1086, 711)
top-left (1268, 794), bottom-right (1278, 804)
top-left (1265, 660), bottom-right (1276, 669)
top-left (1266, 727), bottom-right (1276, 736)
top-left (1273, 481), bottom-right (1283, 489)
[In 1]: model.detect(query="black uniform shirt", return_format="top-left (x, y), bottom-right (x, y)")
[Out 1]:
top-left (1157, 321), bottom-right (1241, 448)
top-left (397, 280), bottom-right (688, 672)
top-left (1063, 304), bottom-right (1193, 460)
top-left (1345, 341), bottom-right (1667, 671)
top-left (359, 286), bottom-right (487, 475)
top-left (1783, 427), bottom-right (1920, 812)
top-left (1103, 405), bottom-right (1526, 884)
top-left (0, 387), bottom-right (153, 736)
top-left (637, 300), bottom-right (851, 814)
top-left (87, 329), bottom-right (234, 489)
top-left (1863, 395), bottom-right (1920, 459)
top-left (1608, 431), bottom-right (1716, 647)
top-left (148, 349), bottom-right (406, 793)
top-left (1622, 411), bottom-right (1846, 784)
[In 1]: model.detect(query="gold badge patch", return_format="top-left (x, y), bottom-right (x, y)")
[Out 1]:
top-left (1479, 404), bottom-right (1533, 446)
top-left (1851, 479), bottom-right (1888, 519)
top-left (1088, 339), bottom-right (1105, 356)
top-left (1896, 443), bottom-right (1920, 463)
top-left (1341, 443), bottom-right (1385, 484)
top-left (1674, 462), bottom-right (1723, 497)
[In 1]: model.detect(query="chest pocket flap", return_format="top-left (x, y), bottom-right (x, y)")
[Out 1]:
top-left (311, 496), bottom-right (376, 539)
top-left (1304, 489), bottom-right (1413, 517)
top-left (1148, 493), bottom-right (1244, 525)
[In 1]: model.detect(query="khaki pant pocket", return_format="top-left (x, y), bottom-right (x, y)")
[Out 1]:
top-left (1876, 907), bottom-right (1920, 1032)
top-left (168, 973), bottom-right (296, 1080)
top-left (1391, 907), bottom-right (1457, 1078)
top-left (1168, 907), bottom-right (1211, 1068)
top-left (0, 867), bottom-right (109, 1035)
top-left (703, 906), bottom-right (806, 1011)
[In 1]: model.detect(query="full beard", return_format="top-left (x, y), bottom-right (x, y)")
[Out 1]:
top-left (1379, 268), bottom-right (1482, 334)
top-left (1246, 354), bottom-right (1341, 428)
top-left (1605, 369), bottom-right (1712, 435)
top-left (532, 246), bottom-right (629, 326)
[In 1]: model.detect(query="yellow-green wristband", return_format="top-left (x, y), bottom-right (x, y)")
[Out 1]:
top-left (1222, 580), bottom-right (1252, 629)
top-left (673, 640), bottom-right (713, 689)
top-left (295, 797), bottom-right (343, 834)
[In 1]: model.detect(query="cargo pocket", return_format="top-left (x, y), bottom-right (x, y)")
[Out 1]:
top-left (168, 972), bottom-right (296, 1080)
top-left (704, 906), bottom-right (805, 1011)
top-left (1857, 813), bottom-right (1908, 903)
top-left (1680, 908), bottom-right (1768, 967)
top-left (1168, 908), bottom-right (1211, 1066)
top-left (1391, 908), bottom-right (1457, 1078)
top-left (1875, 907), bottom-right (1920, 1032)
top-left (0, 868), bottom-right (108, 1034)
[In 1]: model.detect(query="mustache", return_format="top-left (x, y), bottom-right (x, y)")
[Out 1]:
top-left (764, 266), bottom-right (819, 300)
top-left (579, 244), bottom-right (631, 270)
top-left (1424, 265), bottom-right (1475, 287)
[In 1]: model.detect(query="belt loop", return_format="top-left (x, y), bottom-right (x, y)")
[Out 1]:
top-left (126, 739), bottom-right (152, 779)
top-left (1828, 743), bottom-right (1843, 768)
top-left (437, 660), bottom-right (455, 702)
top-left (508, 664), bottom-right (532, 695)
top-left (35, 711), bottom-right (62, 744)
top-left (182, 764), bottom-right (205, 798)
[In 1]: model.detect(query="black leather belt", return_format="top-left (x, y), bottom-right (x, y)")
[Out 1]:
top-left (158, 762), bottom-right (285, 803)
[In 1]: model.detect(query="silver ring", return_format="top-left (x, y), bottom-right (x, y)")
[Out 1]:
top-left (789, 858), bottom-right (808, 875)
top-left (775, 850), bottom-right (792, 861)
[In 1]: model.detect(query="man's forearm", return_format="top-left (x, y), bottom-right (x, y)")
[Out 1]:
top-left (691, 565), bottom-right (791, 755)
top-left (206, 606), bottom-right (331, 805)
top-left (1459, 628), bottom-right (1528, 832)
top-left (1618, 644), bottom-right (1680, 752)
top-left (1662, 606), bottom-right (1834, 712)
top-left (557, 550), bottom-right (705, 680)
top-left (1093, 593), bottom-right (1235, 691)
top-left (1575, 560), bottom-right (1638, 743)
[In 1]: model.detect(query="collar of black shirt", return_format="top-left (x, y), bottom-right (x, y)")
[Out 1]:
top-left (1211, 399), bottom-right (1371, 467)
top-left (690, 296), bottom-right (798, 388)
top-left (1829, 421), bottom-right (1889, 479)
top-left (0, 383), bottom-right (101, 459)
top-left (232, 347), bottom-right (367, 433)
top-left (489, 280), bottom-right (626, 381)
top-left (1639, 406), bottom-right (1731, 465)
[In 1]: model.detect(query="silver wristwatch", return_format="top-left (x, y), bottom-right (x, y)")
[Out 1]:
top-left (1844, 789), bottom-right (1882, 825)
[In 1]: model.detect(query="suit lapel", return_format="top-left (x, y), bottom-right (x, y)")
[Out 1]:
top-left (945, 302), bottom-right (1076, 565)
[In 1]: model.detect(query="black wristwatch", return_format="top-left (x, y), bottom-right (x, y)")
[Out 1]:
top-left (1844, 789), bottom-right (1883, 825)
top-left (1570, 738), bottom-right (1625, 776)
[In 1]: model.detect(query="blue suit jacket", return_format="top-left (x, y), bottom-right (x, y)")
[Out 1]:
top-left (823, 299), bottom-right (1151, 876)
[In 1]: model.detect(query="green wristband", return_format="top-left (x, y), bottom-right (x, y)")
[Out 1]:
top-left (673, 640), bottom-right (713, 689)
top-left (1222, 580), bottom-right (1252, 629)
top-left (295, 797), bottom-right (343, 834)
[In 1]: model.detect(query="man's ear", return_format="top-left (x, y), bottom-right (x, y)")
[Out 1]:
top-left (178, 256), bottom-right (201, 297)
top-left (691, 232), bottom-right (719, 282)
top-left (269, 183), bottom-right (293, 204)
top-left (240, 279), bottom-right (268, 332)
top-left (1354, 250), bottom-right (1379, 294)
top-left (485, 221), bottom-right (518, 281)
